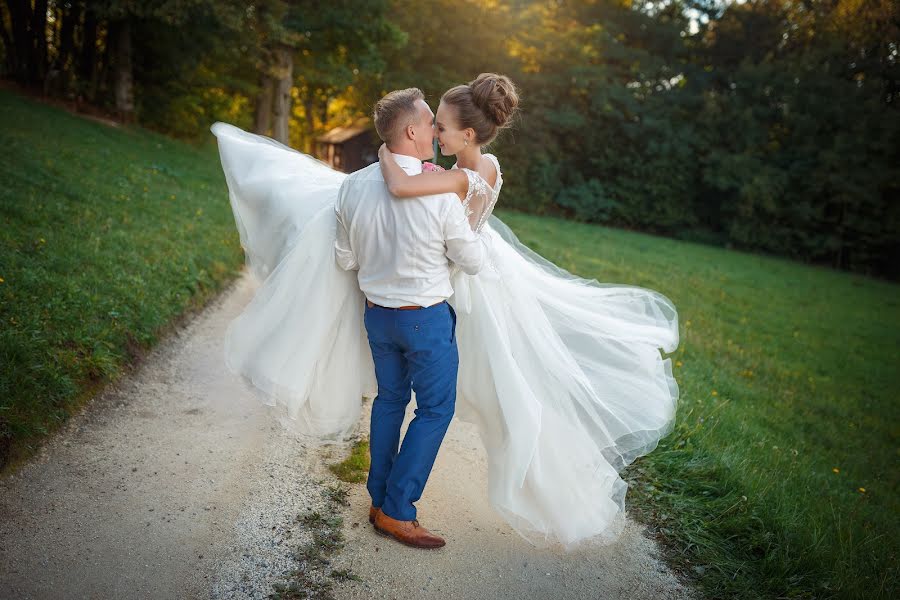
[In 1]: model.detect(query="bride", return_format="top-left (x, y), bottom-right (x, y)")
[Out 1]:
top-left (211, 73), bottom-right (680, 548)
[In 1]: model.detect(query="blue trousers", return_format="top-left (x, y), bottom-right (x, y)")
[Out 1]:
top-left (363, 299), bottom-right (458, 522)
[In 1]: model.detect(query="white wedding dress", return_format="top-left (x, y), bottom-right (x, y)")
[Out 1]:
top-left (211, 122), bottom-right (680, 548)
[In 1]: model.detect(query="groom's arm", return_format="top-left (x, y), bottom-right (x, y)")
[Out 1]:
top-left (442, 196), bottom-right (491, 275)
top-left (334, 184), bottom-right (359, 271)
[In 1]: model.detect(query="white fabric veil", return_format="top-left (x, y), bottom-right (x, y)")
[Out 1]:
top-left (211, 122), bottom-right (375, 438)
top-left (449, 214), bottom-right (678, 547)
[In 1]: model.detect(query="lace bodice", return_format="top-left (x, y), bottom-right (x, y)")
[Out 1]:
top-left (452, 154), bottom-right (503, 233)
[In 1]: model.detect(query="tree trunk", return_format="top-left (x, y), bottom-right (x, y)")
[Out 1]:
top-left (78, 7), bottom-right (98, 102)
top-left (5, 0), bottom-right (33, 82)
top-left (94, 22), bottom-right (110, 105)
top-left (254, 73), bottom-right (274, 135)
top-left (57, 1), bottom-right (77, 74)
top-left (271, 45), bottom-right (293, 144)
top-left (110, 18), bottom-right (134, 121)
top-left (0, 2), bottom-right (15, 76)
top-left (30, 0), bottom-right (47, 83)
top-left (320, 98), bottom-right (329, 129)
top-left (303, 96), bottom-right (315, 153)
top-left (55, 2), bottom-right (82, 96)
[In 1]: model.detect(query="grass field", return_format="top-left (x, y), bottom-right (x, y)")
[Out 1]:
top-left (0, 90), bottom-right (244, 472)
top-left (1, 89), bottom-right (896, 599)
top-left (496, 210), bottom-right (899, 599)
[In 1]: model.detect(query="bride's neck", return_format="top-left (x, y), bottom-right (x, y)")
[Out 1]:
top-left (455, 146), bottom-right (482, 170)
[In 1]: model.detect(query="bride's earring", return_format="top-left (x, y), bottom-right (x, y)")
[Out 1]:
top-left (464, 138), bottom-right (469, 146)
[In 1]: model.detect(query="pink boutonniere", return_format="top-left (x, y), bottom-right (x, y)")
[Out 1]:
top-left (422, 162), bottom-right (445, 172)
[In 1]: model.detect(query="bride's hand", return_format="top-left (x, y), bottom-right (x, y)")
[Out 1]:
top-left (378, 143), bottom-right (388, 160)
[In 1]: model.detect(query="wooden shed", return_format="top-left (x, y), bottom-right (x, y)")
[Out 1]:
top-left (314, 117), bottom-right (380, 173)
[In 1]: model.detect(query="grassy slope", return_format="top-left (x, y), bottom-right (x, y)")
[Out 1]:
top-left (496, 210), bottom-right (899, 599)
top-left (0, 90), bottom-right (243, 472)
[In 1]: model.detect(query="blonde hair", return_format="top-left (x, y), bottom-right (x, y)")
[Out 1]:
top-left (373, 87), bottom-right (425, 145)
top-left (441, 73), bottom-right (519, 145)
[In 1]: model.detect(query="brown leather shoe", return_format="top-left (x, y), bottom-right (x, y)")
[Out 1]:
top-left (373, 510), bottom-right (445, 549)
top-left (369, 505), bottom-right (380, 524)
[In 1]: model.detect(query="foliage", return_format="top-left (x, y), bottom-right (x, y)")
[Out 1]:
top-left (285, 1), bottom-right (404, 151)
top-left (2, 0), bottom-right (895, 275)
top-left (327, 438), bottom-right (370, 484)
top-left (685, 0), bottom-right (900, 276)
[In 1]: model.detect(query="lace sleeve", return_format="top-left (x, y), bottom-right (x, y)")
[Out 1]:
top-left (448, 157), bottom-right (504, 279)
top-left (459, 167), bottom-right (489, 230)
top-left (472, 155), bottom-right (502, 233)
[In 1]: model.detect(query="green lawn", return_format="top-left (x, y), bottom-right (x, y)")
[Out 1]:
top-left (496, 210), bottom-right (899, 599)
top-left (0, 90), bottom-right (244, 472)
top-left (1, 89), bottom-right (896, 599)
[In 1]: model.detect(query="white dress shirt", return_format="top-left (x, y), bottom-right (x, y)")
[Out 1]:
top-left (334, 152), bottom-right (491, 307)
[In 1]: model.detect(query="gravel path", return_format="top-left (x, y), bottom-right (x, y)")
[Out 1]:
top-left (330, 400), bottom-right (696, 600)
top-left (0, 270), bottom-right (696, 599)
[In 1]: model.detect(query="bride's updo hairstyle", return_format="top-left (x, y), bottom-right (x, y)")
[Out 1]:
top-left (441, 73), bottom-right (519, 146)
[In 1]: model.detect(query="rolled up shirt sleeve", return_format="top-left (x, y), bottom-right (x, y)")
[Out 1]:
top-left (334, 199), bottom-right (359, 271)
top-left (442, 196), bottom-right (492, 275)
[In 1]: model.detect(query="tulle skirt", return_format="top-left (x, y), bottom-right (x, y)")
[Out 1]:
top-left (211, 122), bottom-right (680, 548)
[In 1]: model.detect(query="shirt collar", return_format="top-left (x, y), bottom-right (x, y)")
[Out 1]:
top-left (390, 152), bottom-right (422, 175)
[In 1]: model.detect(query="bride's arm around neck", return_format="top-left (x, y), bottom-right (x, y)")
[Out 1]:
top-left (378, 144), bottom-right (468, 201)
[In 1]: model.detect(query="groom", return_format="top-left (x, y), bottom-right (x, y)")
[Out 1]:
top-left (333, 88), bottom-right (491, 549)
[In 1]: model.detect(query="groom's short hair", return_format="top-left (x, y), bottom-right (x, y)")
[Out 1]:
top-left (373, 88), bottom-right (425, 145)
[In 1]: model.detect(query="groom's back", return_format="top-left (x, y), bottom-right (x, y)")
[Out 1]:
top-left (335, 163), bottom-right (459, 308)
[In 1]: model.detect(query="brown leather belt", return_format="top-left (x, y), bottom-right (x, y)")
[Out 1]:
top-left (366, 299), bottom-right (443, 311)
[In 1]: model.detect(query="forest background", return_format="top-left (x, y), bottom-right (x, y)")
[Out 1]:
top-left (2, 0), bottom-right (897, 279)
